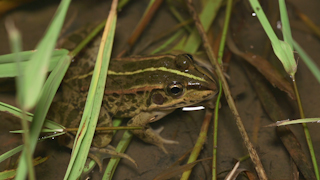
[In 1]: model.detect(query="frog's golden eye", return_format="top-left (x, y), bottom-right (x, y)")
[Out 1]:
top-left (166, 81), bottom-right (184, 97)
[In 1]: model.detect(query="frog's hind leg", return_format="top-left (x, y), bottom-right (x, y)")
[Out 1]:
top-left (89, 103), bottom-right (137, 171)
top-left (88, 145), bottom-right (137, 172)
top-left (127, 110), bottom-right (179, 154)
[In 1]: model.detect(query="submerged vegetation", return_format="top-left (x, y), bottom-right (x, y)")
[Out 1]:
top-left (0, 0), bottom-right (320, 179)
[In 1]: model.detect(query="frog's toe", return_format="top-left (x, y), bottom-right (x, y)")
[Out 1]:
top-left (132, 127), bottom-right (178, 154)
top-left (152, 126), bottom-right (179, 145)
top-left (153, 126), bottom-right (164, 134)
top-left (89, 145), bottom-right (137, 172)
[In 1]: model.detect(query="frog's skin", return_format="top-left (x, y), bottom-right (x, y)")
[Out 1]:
top-left (48, 35), bottom-right (218, 164)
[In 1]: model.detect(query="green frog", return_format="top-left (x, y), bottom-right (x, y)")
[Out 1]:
top-left (48, 33), bottom-right (218, 169)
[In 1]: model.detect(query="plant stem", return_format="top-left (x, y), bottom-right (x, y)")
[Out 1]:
top-left (185, 0), bottom-right (267, 179)
top-left (180, 110), bottom-right (213, 180)
top-left (212, 0), bottom-right (232, 178)
top-left (292, 76), bottom-right (319, 180)
top-left (212, 83), bottom-right (222, 180)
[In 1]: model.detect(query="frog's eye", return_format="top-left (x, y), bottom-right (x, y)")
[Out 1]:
top-left (166, 82), bottom-right (184, 97)
top-left (175, 54), bottom-right (191, 70)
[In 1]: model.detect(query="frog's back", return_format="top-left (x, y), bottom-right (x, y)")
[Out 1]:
top-left (104, 54), bottom-right (217, 118)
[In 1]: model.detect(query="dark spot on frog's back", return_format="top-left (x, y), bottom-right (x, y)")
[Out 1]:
top-left (124, 94), bottom-right (135, 102)
top-left (65, 109), bottom-right (80, 127)
top-left (131, 98), bottom-right (137, 104)
top-left (78, 99), bottom-right (86, 107)
top-left (103, 100), bottom-right (113, 110)
top-left (112, 93), bottom-right (120, 98)
top-left (129, 106), bottom-right (137, 112)
top-left (107, 96), bottom-right (116, 102)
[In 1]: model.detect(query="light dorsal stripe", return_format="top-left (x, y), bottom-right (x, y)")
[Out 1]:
top-left (108, 67), bottom-right (206, 82)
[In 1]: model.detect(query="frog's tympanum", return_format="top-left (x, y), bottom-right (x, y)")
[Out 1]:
top-left (48, 35), bottom-right (218, 170)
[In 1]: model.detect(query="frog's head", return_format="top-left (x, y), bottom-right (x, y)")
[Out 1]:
top-left (147, 54), bottom-right (218, 110)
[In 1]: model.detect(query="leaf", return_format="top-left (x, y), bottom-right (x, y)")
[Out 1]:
top-left (272, 40), bottom-right (297, 77)
top-left (0, 156), bottom-right (49, 180)
top-left (266, 118), bottom-right (320, 127)
top-left (15, 54), bottom-right (71, 179)
top-left (0, 49), bottom-right (68, 78)
top-left (63, 0), bottom-right (118, 178)
top-left (21, 0), bottom-right (71, 110)
top-left (227, 35), bottom-right (295, 99)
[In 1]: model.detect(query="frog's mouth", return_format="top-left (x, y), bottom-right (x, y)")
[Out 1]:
top-left (158, 89), bottom-right (217, 110)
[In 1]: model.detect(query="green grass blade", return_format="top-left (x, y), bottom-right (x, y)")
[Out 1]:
top-left (0, 49), bottom-right (68, 64)
top-left (81, 119), bottom-right (122, 177)
top-left (63, 1), bottom-right (117, 179)
top-left (0, 169), bottom-right (16, 179)
top-left (0, 157), bottom-right (48, 179)
top-left (0, 102), bottom-right (64, 130)
top-left (0, 131), bottom-right (64, 164)
top-left (249, 1), bottom-right (319, 178)
top-left (248, 0), bottom-right (296, 77)
top-left (70, 21), bottom-right (106, 58)
top-left (103, 131), bottom-right (133, 179)
top-left (0, 49), bottom-right (68, 78)
top-left (21, 0), bottom-right (71, 110)
top-left (183, 0), bottom-right (223, 53)
top-left (279, 0), bottom-right (293, 49)
top-left (0, 145), bottom-right (23, 164)
top-left (15, 54), bottom-right (71, 179)
top-left (167, 0), bottom-right (192, 33)
top-left (292, 39), bottom-right (320, 84)
top-left (10, 129), bottom-right (64, 134)
top-left (212, 0), bottom-right (232, 178)
top-left (118, 0), bottom-right (131, 11)
top-left (6, 20), bottom-right (35, 180)
top-left (151, 29), bottom-right (184, 54)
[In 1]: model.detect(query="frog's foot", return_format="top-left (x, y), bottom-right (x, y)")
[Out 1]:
top-left (89, 145), bottom-right (137, 172)
top-left (132, 126), bottom-right (179, 154)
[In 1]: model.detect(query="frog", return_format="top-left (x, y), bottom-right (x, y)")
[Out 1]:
top-left (48, 32), bottom-right (218, 170)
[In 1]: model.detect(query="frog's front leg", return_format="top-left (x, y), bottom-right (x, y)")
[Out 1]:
top-left (127, 110), bottom-right (179, 153)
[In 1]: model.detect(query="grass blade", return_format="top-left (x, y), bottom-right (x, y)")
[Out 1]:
top-left (248, 0), bottom-right (296, 77)
top-left (6, 19), bottom-right (35, 180)
top-left (279, 0), bottom-right (293, 49)
top-left (63, 1), bottom-right (118, 178)
top-left (0, 102), bottom-right (64, 130)
top-left (103, 131), bottom-right (133, 179)
top-left (181, 110), bottom-right (212, 179)
top-left (182, 0), bottom-right (223, 53)
top-left (186, 0), bottom-right (268, 179)
top-left (21, 0), bottom-right (71, 110)
top-left (0, 49), bottom-right (68, 78)
top-left (267, 118), bottom-right (320, 127)
top-left (0, 145), bottom-right (23, 164)
top-left (127, 0), bottom-right (163, 47)
top-left (0, 132), bottom-right (65, 164)
top-left (0, 157), bottom-right (49, 180)
top-left (292, 39), bottom-right (320, 84)
top-left (15, 54), bottom-right (71, 179)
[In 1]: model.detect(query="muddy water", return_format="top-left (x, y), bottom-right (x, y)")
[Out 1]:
top-left (1, 0), bottom-right (320, 179)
